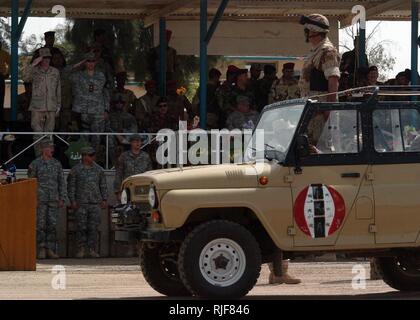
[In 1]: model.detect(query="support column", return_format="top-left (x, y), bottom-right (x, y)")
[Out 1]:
top-left (199, 0), bottom-right (208, 129)
top-left (10, 0), bottom-right (19, 122)
top-left (10, 0), bottom-right (32, 122)
top-left (411, 0), bottom-right (419, 86)
top-left (159, 18), bottom-right (167, 97)
top-left (358, 25), bottom-right (367, 68)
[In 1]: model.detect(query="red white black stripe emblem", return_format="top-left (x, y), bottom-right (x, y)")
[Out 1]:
top-left (294, 184), bottom-right (346, 238)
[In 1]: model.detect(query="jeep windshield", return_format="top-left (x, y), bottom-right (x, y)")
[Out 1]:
top-left (245, 100), bottom-right (306, 163)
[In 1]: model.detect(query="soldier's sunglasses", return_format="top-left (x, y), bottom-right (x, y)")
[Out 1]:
top-left (159, 104), bottom-right (168, 107)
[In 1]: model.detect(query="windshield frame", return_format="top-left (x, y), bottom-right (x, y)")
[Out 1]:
top-left (246, 98), bottom-right (309, 163)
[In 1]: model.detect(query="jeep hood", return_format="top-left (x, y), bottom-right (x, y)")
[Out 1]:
top-left (124, 163), bottom-right (261, 190)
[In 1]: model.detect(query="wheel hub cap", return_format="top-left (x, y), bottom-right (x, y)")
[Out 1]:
top-left (199, 238), bottom-right (246, 287)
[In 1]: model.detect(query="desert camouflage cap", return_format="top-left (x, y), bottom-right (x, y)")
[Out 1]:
top-left (302, 14), bottom-right (330, 33)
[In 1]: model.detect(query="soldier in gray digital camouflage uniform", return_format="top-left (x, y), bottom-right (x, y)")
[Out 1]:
top-left (28, 140), bottom-right (66, 260)
top-left (68, 146), bottom-right (108, 258)
top-left (114, 134), bottom-right (153, 200)
top-left (70, 52), bottom-right (110, 152)
top-left (106, 97), bottom-right (138, 166)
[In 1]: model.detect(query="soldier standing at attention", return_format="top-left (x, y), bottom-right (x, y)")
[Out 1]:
top-left (299, 14), bottom-right (340, 102)
top-left (114, 134), bottom-right (153, 200)
top-left (269, 63), bottom-right (301, 104)
top-left (68, 147), bottom-right (108, 258)
top-left (28, 140), bottom-right (66, 259)
top-left (70, 52), bottom-right (110, 152)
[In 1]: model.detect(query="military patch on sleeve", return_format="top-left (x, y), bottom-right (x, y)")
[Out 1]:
top-left (294, 184), bottom-right (345, 238)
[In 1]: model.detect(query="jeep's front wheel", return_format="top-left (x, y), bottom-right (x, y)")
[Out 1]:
top-left (178, 220), bottom-right (261, 298)
top-left (140, 242), bottom-right (192, 297)
top-left (375, 256), bottom-right (420, 291)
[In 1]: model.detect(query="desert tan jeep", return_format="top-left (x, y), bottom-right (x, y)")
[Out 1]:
top-left (113, 87), bottom-right (420, 298)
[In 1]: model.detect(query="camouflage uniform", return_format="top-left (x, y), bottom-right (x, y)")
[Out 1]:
top-left (23, 56), bottom-right (61, 156)
top-left (113, 150), bottom-right (153, 193)
top-left (225, 110), bottom-right (260, 131)
top-left (70, 70), bottom-right (110, 150)
top-left (299, 38), bottom-right (341, 101)
top-left (149, 112), bottom-right (178, 132)
top-left (67, 162), bottom-right (108, 250)
top-left (28, 156), bottom-right (66, 250)
top-left (106, 110), bottom-right (138, 165)
top-left (112, 88), bottom-right (137, 113)
top-left (269, 77), bottom-right (301, 104)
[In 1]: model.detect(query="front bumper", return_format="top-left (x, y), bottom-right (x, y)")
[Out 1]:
top-left (111, 203), bottom-right (174, 242)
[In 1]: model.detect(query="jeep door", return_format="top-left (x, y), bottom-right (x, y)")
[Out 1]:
top-left (370, 103), bottom-right (420, 245)
top-left (287, 103), bottom-right (374, 248)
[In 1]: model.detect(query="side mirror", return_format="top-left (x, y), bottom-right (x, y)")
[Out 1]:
top-left (295, 135), bottom-right (310, 159)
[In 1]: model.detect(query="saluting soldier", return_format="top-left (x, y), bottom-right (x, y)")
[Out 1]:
top-left (28, 140), bottom-right (66, 260)
top-left (269, 63), bottom-right (300, 104)
top-left (299, 14), bottom-right (341, 102)
top-left (68, 147), bottom-right (108, 259)
top-left (114, 134), bottom-right (153, 200)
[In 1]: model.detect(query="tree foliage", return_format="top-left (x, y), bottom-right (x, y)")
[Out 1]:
top-left (340, 22), bottom-right (396, 81)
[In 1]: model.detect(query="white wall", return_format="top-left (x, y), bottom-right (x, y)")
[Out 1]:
top-left (155, 19), bottom-right (339, 57)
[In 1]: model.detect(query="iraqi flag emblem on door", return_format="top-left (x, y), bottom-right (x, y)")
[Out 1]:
top-left (293, 184), bottom-right (345, 239)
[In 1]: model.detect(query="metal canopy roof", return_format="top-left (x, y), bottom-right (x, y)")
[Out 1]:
top-left (0, 0), bottom-right (416, 27)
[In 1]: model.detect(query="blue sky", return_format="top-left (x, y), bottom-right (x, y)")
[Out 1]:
top-left (16, 17), bottom-right (420, 79)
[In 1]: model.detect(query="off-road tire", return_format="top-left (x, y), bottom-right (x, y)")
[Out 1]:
top-left (139, 242), bottom-right (191, 297)
top-left (178, 220), bottom-right (262, 298)
top-left (374, 257), bottom-right (420, 291)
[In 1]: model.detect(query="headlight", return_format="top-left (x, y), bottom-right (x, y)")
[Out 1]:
top-left (148, 186), bottom-right (158, 209)
top-left (121, 189), bottom-right (130, 205)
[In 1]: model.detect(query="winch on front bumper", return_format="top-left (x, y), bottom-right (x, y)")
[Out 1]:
top-left (111, 203), bottom-right (173, 242)
top-left (111, 204), bottom-right (148, 242)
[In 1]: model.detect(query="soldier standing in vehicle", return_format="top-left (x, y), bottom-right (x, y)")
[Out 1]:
top-left (299, 14), bottom-right (340, 102)
top-left (68, 147), bottom-right (108, 258)
top-left (114, 134), bottom-right (153, 200)
top-left (28, 140), bottom-right (66, 260)
top-left (299, 14), bottom-right (341, 160)
top-left (269, 63), bottom-right (301, 104)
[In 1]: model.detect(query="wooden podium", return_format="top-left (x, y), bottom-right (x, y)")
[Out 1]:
top-left (0, 179), bottom-right (37, 271)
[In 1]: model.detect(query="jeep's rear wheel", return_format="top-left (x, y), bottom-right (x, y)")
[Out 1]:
top-left (375, 256), bottom-right (420, 291)
top-left (140, 242), bottom-right (191, 297)
top-left (178, 220), bottom-right (261, 298)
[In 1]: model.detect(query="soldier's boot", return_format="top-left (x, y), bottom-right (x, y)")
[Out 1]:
top-left (88, 249), bottom-right (100, 259)
top-left (75, 247), bottom-right (85, 259)
top-left (46, 249), bottom-right (59, 259)
top-left (269, 261), bottom-right (301, 285)
top-left (37, 248), bottom-right (46, 260)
